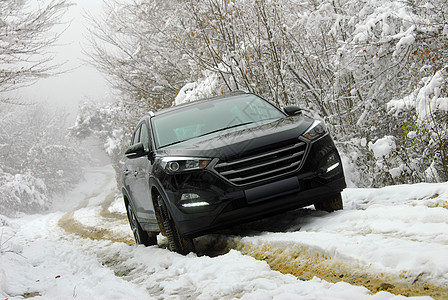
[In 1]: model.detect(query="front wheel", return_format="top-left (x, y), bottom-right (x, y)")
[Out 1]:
top-left (314, 193), bottom-right (343, 212)
top-left (154, 194), bottom-right (195, 255)
top-left (126, 203), bottom-right (157, 246)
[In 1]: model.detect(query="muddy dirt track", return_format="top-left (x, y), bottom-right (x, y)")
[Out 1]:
top-left (57, 188), bottom-right (448, 300)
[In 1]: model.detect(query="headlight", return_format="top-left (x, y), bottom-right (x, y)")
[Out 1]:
top-left (303, 120), bottom-right (327, 140)
top-left (161, 157), bottom-right (211, 174)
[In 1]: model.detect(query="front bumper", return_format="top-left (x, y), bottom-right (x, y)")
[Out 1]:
top-left (159, 135), bottom-right (346, 238)
top-left (177, 175), bottom-right (345, 237)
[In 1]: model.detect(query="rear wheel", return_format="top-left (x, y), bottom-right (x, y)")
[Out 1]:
top-left (314, 193), bottom-right (343, 212)
top-left (126, 203), bottom-right (157, 246)
top-left (154, 194), bottom-right (195, 255)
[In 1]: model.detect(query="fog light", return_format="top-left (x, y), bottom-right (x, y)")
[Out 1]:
top-left (180, 193), bottom-right (210, 208)
top-left (324, 152), bottom-right (340, 173)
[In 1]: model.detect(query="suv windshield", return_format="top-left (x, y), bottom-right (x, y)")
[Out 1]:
top-left (152, 94), bottom-right (285, 148)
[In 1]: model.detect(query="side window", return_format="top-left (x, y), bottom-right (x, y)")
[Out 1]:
top-left (132, 126), bottom-right (141, 145)
top-left (140, 123), bottom-right (151, 152)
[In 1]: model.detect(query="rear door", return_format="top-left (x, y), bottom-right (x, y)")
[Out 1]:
top-left (123, 126), bottom-right (141, 201)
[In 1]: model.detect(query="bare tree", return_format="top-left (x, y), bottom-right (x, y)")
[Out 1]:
top-left (86, 0), bottom-right (189, 110)
top-left (0, 0), bottom-right (72, 99)
top-left (86, 0), bottom-right (448, 186)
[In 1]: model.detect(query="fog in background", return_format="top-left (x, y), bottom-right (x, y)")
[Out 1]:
top-left (8, 0), bottom-right (111, 118)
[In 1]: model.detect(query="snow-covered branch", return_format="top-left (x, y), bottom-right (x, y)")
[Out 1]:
top-left (0, 0), bottom-right (72, 96)
top-left (86, 0), bottom-right (448, 186)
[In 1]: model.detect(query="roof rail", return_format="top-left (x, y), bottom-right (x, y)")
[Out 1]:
top-left (229, 90), bottom-right (248, 95)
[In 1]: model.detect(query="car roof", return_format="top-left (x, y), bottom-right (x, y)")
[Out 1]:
top-left (148, 90), bottom-right (251, 118)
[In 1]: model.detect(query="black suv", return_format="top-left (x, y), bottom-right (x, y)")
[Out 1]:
top-left (122, 92), bottom-right (346, 254)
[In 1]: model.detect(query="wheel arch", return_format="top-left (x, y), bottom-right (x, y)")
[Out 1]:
top-left (122, 188), bottom-right (131, 215)
top-left (148, 176), bottom-right (172, 211)
top-left (150, 186), bottom-right (167, 236)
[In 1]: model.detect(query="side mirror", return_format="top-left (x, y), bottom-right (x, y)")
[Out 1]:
top-left (125, 143), bottom-right (148, 159)
top-left (283, 105), bottom-right (302, 116)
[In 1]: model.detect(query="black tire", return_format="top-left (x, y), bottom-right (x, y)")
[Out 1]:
top-left (126, 203), bottom-right (158, 246)
top-left (314, 193), bottom-right (343, 212)
top-left (154, 194), bottom-right (195, 255)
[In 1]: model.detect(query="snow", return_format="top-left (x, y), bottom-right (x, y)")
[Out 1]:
top-left (0, 214), bottom-right (150, 299)
top-left (174, 82), bottom-right (196, 105)
top-left (246, 200), bottom-right (448, 283)
top-left (0, 171), bottom-right (49, 216)
top-left (386, 95), bottom-right (415, 116)
top-left (415, 71), bottom-right (445, 121)
top-left (104, 129), bottom-right (124, 156)
top-left (174, 71), bottom-right (224, 106)
top-left (393, 25), bottom-right (416, 54)
top-left (1, 165), bottom-right (447, 299)
top-left (436, 97), bottom-right (448, 111)
top-left (368, 136), bottom-right (396, 159)
top-left (387, 69), bottom-right (448, 121)
top-left (352, 2), bottom-right (417, 44)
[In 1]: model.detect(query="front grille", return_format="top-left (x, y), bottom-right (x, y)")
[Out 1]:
top-left (214, 139), bottom-right (307, 186)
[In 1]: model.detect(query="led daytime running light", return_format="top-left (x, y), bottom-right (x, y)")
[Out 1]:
top-left (326, 162), bottom-right (340, 173)
top-left (181, 201), bottom-right (210, 208)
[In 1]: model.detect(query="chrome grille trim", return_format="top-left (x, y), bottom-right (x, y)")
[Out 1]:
top-left (227, 160), bottom-right (302, 183)
top-left (214, 141), bottom-right (307, 186)
top-left (215, 142), bottom-right (302, 168)
top-left (218, 151), bottom-right (304, 176)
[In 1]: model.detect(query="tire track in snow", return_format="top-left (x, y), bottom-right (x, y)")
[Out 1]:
top-left (229, 239), bottom-right (448, 300)
top-left (58, 191), bottom-right (133, 245)
top-left (58, 199), bottom-right (448, 299)
top-left (57, 166), bottom-right (134, 245)
top-left (193, 206), bottom-right (448, 299)
top-left (56, 168), bottom-right (448, 299)
top-left (58, 211), bottom-right (132, 245)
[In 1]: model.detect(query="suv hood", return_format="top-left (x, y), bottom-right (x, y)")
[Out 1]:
top-left (156, 116), bottom-right (313, 160)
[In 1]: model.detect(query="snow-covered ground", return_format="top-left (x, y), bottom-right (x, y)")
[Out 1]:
top-left (1, 165), bottom-right (447, 299)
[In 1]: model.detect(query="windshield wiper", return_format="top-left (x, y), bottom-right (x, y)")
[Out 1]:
top-left (196, 121), bottom-right (255, 138)
top-left (159, 139), bottom-right (189, 148)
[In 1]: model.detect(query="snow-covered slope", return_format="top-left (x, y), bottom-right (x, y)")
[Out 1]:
top-left (1, 165), bottom-right (447, 299)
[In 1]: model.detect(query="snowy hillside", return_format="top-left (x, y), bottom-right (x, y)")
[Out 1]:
top-left (1, 165), bottom-right (447, 299)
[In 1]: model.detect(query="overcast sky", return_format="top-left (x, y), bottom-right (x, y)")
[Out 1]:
top-left (11, 0), bottom-right (111, 115)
